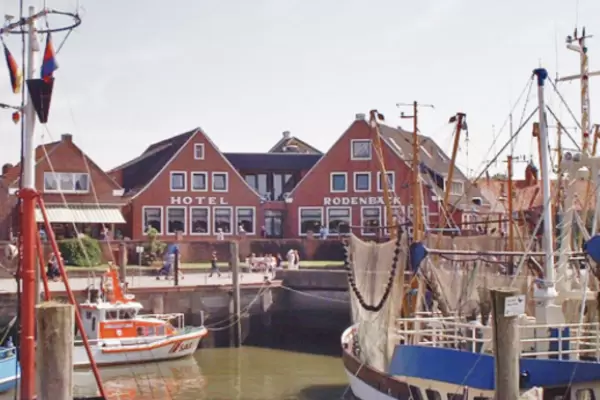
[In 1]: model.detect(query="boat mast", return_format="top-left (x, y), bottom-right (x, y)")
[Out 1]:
top-left (532, 68), bottom-right (559, 310)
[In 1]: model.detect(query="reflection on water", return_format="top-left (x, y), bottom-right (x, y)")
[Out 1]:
top-left (73, 347), bottom-right (349, 400)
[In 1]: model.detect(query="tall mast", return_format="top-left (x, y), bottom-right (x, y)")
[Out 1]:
top-left (532, 68), bottom-right (558, 302)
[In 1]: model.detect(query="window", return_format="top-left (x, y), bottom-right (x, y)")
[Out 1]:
top-left (265, 210), bottom-right (283, 237)
top-left (170, 171), bottom-right (186, 191)
top-left (425, 390), bottom-right (441, 400)
top-left (212, 172), bottom-right (228, 192)
top-left (327, 207), bottom-right (351, 234)
top-left (448, 180), bottom-right (464, 195)
top-left (214, 207), bottom-right (232, 234)
top-left (166, 207), bottom-right (186, 234)
top-left (378, 171), bottom-right (395, 192)
top-left (354, 172), bottom-right (370, 192)
top-left (143, 207), bottom-right (162, 234)
top-left (361, 207), bottom-right (381, 235)
top-left (351, 139), bottom-right (372, 160)
top-left (299, 207), bottom-right (323, 235)
top-left (194, 143), bottom-right (204, 160)
top-left (576, 389), bottom-right (596, 400)
top-left (245, 174), bottom-right (257, 190)
top-left (43, 172), bottom-right (89, 193)
top-left (330, 172), bottom-right (347, 193)
top-left (384, 205), bottom-right (406, 236)
top-left (190, 207), bottom-right (209, 235)
top-left (191, 172), bottom-right (207, 191)
top-left (236, 207), bottom-right (255, 234)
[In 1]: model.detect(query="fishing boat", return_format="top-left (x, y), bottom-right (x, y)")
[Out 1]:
top-left (340, 33), bottom-right (600, 398)
top-left (0, 346), bottom-right (19, 393)
top-left (74, 267), bottom-right (207, 368)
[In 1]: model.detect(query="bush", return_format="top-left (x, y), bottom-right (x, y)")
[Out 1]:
top-left (58, 236), bottom-right (102, 267)
top-left (142, 227), bottom-right (166, 266)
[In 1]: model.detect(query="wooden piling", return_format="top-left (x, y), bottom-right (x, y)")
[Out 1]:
top-left (230, 241), bottom-right (242, 347)
top-left (36, 301), bottom-right (74, 400)
top-left (490, 287), bottom-right (520, 399)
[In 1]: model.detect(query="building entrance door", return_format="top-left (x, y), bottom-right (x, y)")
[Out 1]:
top-left (264, 210), bottom-right (284, 238)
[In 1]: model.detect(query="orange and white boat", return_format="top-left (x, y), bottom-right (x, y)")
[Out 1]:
top-left (73, 267), bottom-right (207, 368)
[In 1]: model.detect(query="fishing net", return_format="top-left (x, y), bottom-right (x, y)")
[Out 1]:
top-left (347, 233), bottom-right (407, 372)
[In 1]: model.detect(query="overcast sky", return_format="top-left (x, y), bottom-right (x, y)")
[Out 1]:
top-left (0, 0), bottom-right (599, 178)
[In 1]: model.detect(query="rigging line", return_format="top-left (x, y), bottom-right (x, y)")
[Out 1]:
top-left (547, 77), bottom-right (584, 133)
top-left (447, 107), bottom-right (539, 216)
top-left (471, 77), bottom-right (534, 176)
top-left (546, 105), bottom-right (582, 151)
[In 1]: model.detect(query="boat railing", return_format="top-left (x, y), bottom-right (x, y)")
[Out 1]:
top-left (0, 347), bottom-right (16, 360)
top-left (396, 317), bottom-right (600, 360)
top-left (137, 313), bottom-right (187, 330)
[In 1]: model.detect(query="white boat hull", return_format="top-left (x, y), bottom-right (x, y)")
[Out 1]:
top-left (73, 327), bottom-right (207, 368)
top-left (344, 367), bottom-right (395, 400)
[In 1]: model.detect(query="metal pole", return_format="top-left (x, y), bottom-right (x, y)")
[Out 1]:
top-left (19, 6), bottom-right (39, 400)
top-left (533, 68), bottom-right (557, 299)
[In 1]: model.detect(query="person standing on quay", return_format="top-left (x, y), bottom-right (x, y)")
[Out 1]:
top-left (208, 251), bottom-right (221, 278)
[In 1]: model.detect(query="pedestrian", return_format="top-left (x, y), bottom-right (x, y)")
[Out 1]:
top-left (46, 252), bottom-right (60, 281)
top-left (286, 249), bottom-right (295, 270)
top-left (293, 250), bottom-right (301, 270)
top-left (216, 228), bottom-right (224, 241)
top-left (208, 251), bottom-right (221, 278)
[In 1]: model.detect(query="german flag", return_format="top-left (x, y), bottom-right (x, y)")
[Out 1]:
top-left (2, 42), bottom-right (21, 94)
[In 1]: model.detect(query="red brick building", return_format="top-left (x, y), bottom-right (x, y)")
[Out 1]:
top-left (110, 113), bottom-right (491, 240)
top-left (0, 134), bottom-right (126, 240)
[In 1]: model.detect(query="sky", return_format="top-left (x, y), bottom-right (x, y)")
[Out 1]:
top-left (0, 0), bottom-right (599, 179)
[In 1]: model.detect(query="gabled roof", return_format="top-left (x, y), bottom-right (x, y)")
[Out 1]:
top-left (268, 135), bottom-right (322, 154)
top-left (378, 124), bottom-right (488, 211)
top-left (224, 152), bottom-right (321, 171)
top-left (1, 141), bottom-right (62, 185)
top-left (108, 129), bottom-right (196, 196)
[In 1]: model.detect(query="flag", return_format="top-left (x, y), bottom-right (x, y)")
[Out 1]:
top-left (40, 33), bottom-right (58, 82)
top-left (2, 42), bottom-right (22, 94)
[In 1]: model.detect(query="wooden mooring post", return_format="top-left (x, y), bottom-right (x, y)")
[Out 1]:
top-left (36, 301), bottom-right (74, 400)
top-left (490, 287), bottom-right (521, 400)
top-left (230, 241), bottom-right (242, 347)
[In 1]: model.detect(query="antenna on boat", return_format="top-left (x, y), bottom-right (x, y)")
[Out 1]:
top-left (532, 68), bottom-right (562, 324)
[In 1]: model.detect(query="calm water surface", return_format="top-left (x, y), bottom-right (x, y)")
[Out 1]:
top-left (70, 347), bottom-right (350, 400)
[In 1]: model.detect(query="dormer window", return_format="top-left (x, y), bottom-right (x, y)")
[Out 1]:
top-left (351, 139), bottom-right (372, 160)
top-left (44, 172), bottom-right (90, 193)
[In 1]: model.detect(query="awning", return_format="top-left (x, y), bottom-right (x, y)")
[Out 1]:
top-left (35, 206), bottom-right (126, 224)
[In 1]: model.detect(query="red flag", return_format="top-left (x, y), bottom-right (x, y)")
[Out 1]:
top-left (2, 42), bottom-right (22, 94)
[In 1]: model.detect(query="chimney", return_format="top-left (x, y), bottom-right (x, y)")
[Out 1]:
top-left (1, 163), bottom-right (13, 176)
top-left (61, 133), bottom-right (73, 143)
top-left (355, 113), bottom-right (366, 121)
top-left (282, 131), bottom-right (291, 139)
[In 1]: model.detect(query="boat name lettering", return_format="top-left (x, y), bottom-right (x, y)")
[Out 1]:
top-left (104, 323), bottom-right (134, 329)
top-left (169, 341), bottom-right (194, 354)
top-left (170, 196), bottom-right (228, 206)
top-left (323, 196), bottom-right (402, 206)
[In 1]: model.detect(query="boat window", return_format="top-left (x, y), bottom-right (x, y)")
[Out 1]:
top-left (119, 309), bottom-right (135, 319)
top-left (408, 386), bottom-right (423, 400)
top-left (448, 395), bottom-right (466, 400)
top-left (148, 326), bottom-right (156, 336)
top-left (85, 311), bottom-right (91, 319)
top-left (136, 327), bottom-right (144, 337)
top-left (106, 310), bottom-right (118, 320)
top-left (425, 390), bottom-right (442, 400)
top-left (91, 317), bottom-right (96, 332)
top-left (157, 326), bottom-right (165, 336)
top-left (577, 389), bottom-right (596, 400)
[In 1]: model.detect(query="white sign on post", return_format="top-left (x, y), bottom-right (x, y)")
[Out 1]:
top-left (504, 294), bottom-right (526, 317)
top-left (136, 246), bottom-right (144, 253)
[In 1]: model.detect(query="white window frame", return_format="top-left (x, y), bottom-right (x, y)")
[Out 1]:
top-left (142, 206), bottom-right (163, 235)
top-left (445, 180), bottom-right (464, 196)
top-left (377, 171), bottom-right (396, 192)
top-left (213, 206), bottom-right (234, 235)
top-left (350, 139), bottom-right (372, 160)
top-left (169, 171), bottom-right (187, 192)
top-left (212, 171), bottom-right (229, 192)
top-left (43, 171), bottom-right (90, 193)
top-left (353, 172), bottom-right (371, 193)
top-left (194, 143), bottom-right (205, 160)
top-left (330, 172), bottom-right (348, 193)
top-left (166, 206), bottom-right (187, 235)
top-left (189, 206), bottom-right (210, 236)
top-left (420, 144), bottom-right (432, 158)
top-left (360, 206), bottom-right (381, 236)
top-left (326, 207), bottom-right (352, 235)
top-left (298, 206), bottom-right (324, 236)
top-left (236, 206), bottom-right (256, 235)
top-left (191, 171), bottom-right (208, 192)
top-left (384, 205), bottom-right (406, 236)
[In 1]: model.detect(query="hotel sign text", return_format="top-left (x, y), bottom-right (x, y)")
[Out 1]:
top-left (170, 196), bottom-right (229, 205)
top-left (323, 196), bottom-right (403, 206)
